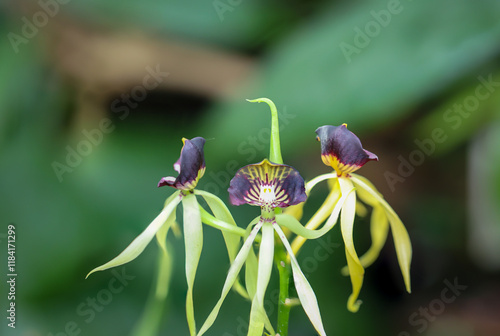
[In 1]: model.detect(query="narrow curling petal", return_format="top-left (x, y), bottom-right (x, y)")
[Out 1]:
top-left (350, 175), bottom-right (412, 293)
top-left (338, 177), bottom-right (365, 312)
top-left (355, 201), bottom-right (369, 217)
top-left (155, 191), bottom-right (180, 256)
top-left (197, 221), bottom-right (264, 336)
top-left (289, 180), bottom-right (342, 255)
top-left (182, 193), bottom-right (203, 335)
top-left (247, 222), bottom-right (275, 336)
top-left (273, 224), bottom-right (327, 336)
top-left (350, 173), bottom-right (383, 207)
top-left (361, 205), bottom-right (390, 268)
top-left (195, 189), bottom-right (249, 299)
top-left (86, 191), bottom-right (182, 278)
top-left (341, 205), bottom-right (389, 275)
top-left (316, 125), bottom-right (378, 175)
top-left (156, 204), bottom-right (176, 257)
top-left (283, 202), bottom-right (305, 221)
top-left (228, 159), bottom-right (306, 208)
top-left (344, 246), bottom-right (364, 313)
top-left (158, 137), bottom-right (206, 190)
top-left (242, 221), bottom-right (277, 336)
top-left (245, 242), bottom-right (259, 299)
top-left (387, 211), bottom-right (412, 293)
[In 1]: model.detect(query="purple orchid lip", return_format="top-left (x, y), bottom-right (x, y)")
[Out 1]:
top-left (228, 159), bottom-right (307, 208)
top-left (315, 124), bottom-right (378, 175)
top-left (158, 137), bottom-right (206, 190)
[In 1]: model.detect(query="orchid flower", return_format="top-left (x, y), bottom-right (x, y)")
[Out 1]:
top-left (197, 97), bottom-right (332, 336)
top-left (86, 94), bottom-right (414, 336)
top-left (197, 159), bottom-right (330, 336)
top-left (288, 124), bottom-right (412, 312)
top-left (86, 137), bottom-right (246, 336)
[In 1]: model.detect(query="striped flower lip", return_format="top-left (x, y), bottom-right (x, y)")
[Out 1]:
top-left (228, 159), bottom-right (306, 209)
top-left (158, 137), bottom-right (206, 190)
top-left (316, 124), bottom-right (378, 175)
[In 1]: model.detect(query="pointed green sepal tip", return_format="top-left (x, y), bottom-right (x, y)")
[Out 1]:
top-left (246, 98), bottom-right (282, 164)
top-left (347, 296), bottom-right (362, 313)
top-left (85, 191), bottom-right (182, 280)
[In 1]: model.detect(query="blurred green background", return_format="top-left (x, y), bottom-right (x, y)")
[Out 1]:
top-left (1, 0), bottom-right (500, 335)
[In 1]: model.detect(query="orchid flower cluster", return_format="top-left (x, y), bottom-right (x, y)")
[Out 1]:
top-left (87, 98), bottom-right (412, 336)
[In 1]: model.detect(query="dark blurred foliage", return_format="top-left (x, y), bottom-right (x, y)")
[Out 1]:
top-left (1, 0), bottom-right (500, 335)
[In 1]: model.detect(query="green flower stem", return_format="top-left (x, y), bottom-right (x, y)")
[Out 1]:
top-left (275, 245), bottom-right (292, 336)
top-left (246, 98), bottom-right (283, 164)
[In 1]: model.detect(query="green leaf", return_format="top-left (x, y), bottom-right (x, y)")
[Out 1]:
top-left (247, 222), bottom-right (275, 336)
top-left (86, 191), bottom-right (181, 278)
top-left (197, 221), bottom-right (264, 336)
top-left (273, 224), bottom-right (327, 336)
top-left (182, 193), bottom-right (203, 336)
top-left (412, 71), bottom-right (500, 156)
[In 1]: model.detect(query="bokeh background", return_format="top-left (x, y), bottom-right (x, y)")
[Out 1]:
top-left (1, 0), bottom-right (500, 335)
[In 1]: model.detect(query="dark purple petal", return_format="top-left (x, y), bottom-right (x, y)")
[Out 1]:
top-left (157, 137), bottom-right (206, 190)
top-left (315, 124), bottom-right (378, 174)
top-left (228, 159), bottom-right (306, 208)
top-left (158, 176), bottom-right (177, 188)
